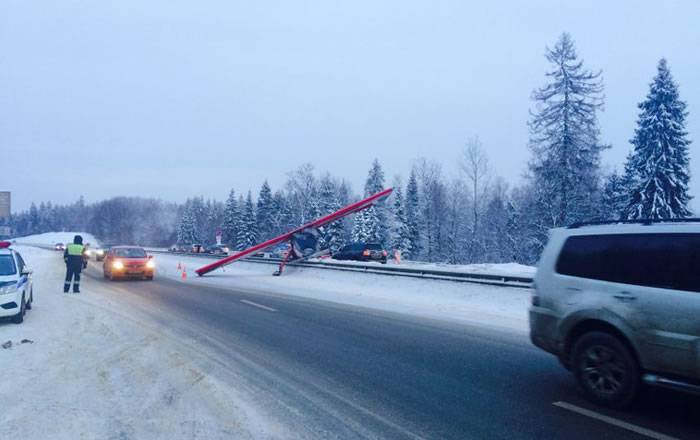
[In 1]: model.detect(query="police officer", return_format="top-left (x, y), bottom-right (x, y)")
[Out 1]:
top-left (63, 235), bottom-right (87, 293)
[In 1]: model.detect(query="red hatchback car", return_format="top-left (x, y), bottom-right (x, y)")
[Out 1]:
top-left (103, 246), bottom-right (155, 281)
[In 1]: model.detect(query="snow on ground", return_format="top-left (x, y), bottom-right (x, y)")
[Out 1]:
top-left (155, 253), bottom-right (533, 333)
top-left (13, 231), bottom-right (101, 247)
top-left (0, 246), bottom-right (279, 440)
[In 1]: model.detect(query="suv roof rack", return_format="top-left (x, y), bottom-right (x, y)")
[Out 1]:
top-left (568, 218), bottom-right (700, 229)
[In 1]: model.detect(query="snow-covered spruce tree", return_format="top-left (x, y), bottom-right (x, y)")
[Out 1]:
top-left (203, 199), bottom-right (223, 244)
top-left (600, 168), bottom-right (633, 221)
top-left (236, 191), bottom-right (258, 250)
top-left (443, 180), bottom-right (469, 264)
top-left (481, 181), bottom-right (510, 263)
top-left (270, 190), bottom-right (290, 237)
top-left (505, 198), bottom-right (526, 263)
top-left (404, 169), bottom-right (421, 259)
top-left (624, 59), bottom-right (692, 219)
top-left (187, 197), bottom-right (207, 244)
top-left (318, 174), bottom-right (344, 252)
top-left (352, 159), bottom-right (388, 245)
top-left (337, 180), bottom-right (353, 243)
top-left (528, 33), bottom-right (606, 250)
top-left (351, 206), bottom-right (383, 244)
top-left (416, 160), bottom-right (447, 262)
top-left (222, 189), bottom-right (239, 248)
top-left (28, 203), bottom-right (40, 234)
top-left (256, 181), bottom-right (274, 241)
top-left (390, 185), bottom-right (412, 256)
top-left (234, 194), bottom-right (245, 250)
top-left (177, 205), bottom-right (199, 245)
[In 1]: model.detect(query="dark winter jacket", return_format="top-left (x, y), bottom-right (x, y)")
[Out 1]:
top-left (64, 236), bottom-right (87, 272)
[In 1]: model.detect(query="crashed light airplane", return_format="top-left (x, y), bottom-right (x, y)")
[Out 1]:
top-left (195, 188), bottom-right (393, 277)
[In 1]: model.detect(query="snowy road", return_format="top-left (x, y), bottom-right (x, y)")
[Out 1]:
top-left (2, 246), bottom-right (699, 439)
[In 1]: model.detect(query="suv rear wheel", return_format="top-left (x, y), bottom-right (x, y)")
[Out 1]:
top-left (572, 332), bottom-right (640, 408)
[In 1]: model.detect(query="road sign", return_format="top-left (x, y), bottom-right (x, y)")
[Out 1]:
top-left (0, 192), bottom-right (10, 220)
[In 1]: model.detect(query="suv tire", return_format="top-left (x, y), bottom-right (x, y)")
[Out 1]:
top-left (572, 331), bottom-right (640, 408)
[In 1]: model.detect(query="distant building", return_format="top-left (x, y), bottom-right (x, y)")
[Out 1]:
top-left (0, 191), bottom-right (10, 220)
top-left (0, 192), bottom-right (10, 238)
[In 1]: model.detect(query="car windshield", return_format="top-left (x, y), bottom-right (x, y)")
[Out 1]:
top-left (365, 244), bottom-right (383, 250)
top-left (0, 254), bottom-right (17, 276)
top-left (114, 248), bottom-right (147, 258)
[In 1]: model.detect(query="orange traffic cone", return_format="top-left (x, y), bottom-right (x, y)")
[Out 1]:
top-left (177, 262), bottom-right (182, 271)
top-left (181, 266), bottom-right (187, 280)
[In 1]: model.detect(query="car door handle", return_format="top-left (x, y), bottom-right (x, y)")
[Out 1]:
top-left (613, 291), bottom-right (637, 301)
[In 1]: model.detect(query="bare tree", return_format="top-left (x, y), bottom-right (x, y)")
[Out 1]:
top-left (285, 163), bottom-right (317, 224)
top-left (460, 136), bottom-right (491, 261)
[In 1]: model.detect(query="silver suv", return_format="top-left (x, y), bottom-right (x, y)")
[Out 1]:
top-left (530, 220), bottom-right (700, 407)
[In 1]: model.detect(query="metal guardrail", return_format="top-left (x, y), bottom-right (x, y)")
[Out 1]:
top-left (148, 249), bottom-right (534, 289)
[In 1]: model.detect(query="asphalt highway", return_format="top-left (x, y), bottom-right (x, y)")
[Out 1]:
top-left (81, 264), bottom-right (699, 440)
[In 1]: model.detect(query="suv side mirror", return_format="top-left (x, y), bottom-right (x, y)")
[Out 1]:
top-left (21, 268), bottom-right (33, 276)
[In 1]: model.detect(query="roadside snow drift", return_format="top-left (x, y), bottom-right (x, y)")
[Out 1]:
top-left (154, 252), bottom-right (532, 332)
top-left (0, 246), bottom-right (279, 440)
top-left (13, 231), bottom-right (100, 247)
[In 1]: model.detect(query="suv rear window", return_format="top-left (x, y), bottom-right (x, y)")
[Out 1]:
top-left (556, 233), bottom-right (700, 292)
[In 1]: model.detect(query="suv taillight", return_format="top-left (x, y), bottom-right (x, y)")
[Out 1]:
top-left (362, 249), bottom-right (371, 256)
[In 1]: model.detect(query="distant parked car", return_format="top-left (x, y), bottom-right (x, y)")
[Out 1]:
top-left (530, 219), bottom-right (700, 407)
top-left (93, 247), bottom-right (106, 261)
top-left (168, 244), bottom-right (188, 253)
top-left (54, 243), bottom-right (65, 251)
top-left (332, 243), bottom-right (387, 264)
top-left (206, 244), bottom-right (230, 256)
top-left (191, 244), bottom-right (205, 253)
top-left (103, 246), bottom-right (155, 281)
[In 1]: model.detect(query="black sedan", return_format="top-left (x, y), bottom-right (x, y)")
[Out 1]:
top-left (332, 243), bottom-right (388, 264)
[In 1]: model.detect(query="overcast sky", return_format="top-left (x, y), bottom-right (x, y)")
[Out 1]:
top-left (2, 0), bottom-right (698, 212)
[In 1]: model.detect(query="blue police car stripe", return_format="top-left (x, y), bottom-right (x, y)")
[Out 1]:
top-left (17, 275), bottom-right (28, 288)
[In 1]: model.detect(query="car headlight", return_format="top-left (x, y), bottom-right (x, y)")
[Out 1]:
top-left (113, 260), bottom-right (124, 270)
top-left (0, 283), bottom-right (18, 295)
top-left (85, 250), bottom-right (92, 256)
top-left (146, 260), bottom-right (155, 269)
top-left (97, 250), bottom-right (104, 256)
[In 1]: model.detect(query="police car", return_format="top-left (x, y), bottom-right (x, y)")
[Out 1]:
top-left (0, 241), bottom-right (33, 324)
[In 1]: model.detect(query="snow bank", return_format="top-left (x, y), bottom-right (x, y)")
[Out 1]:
top-left (13, 231), bottom-right (100, 247)
top-left (0, 246), bottom-right (276, 439)
top-left (155, 253), bottom-right (532, 333)
top-left (310, 258), bottom-right (536, 278)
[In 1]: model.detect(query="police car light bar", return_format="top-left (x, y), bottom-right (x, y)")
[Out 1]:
top-left (0, 241), bottom-right (11, 249)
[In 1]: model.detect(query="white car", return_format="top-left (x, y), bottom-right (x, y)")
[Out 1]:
top-left (0, 241), bottom-right (33, 323)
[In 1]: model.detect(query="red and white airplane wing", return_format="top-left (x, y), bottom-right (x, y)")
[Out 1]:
top-left (195, 187), bottom-right (393, 276)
